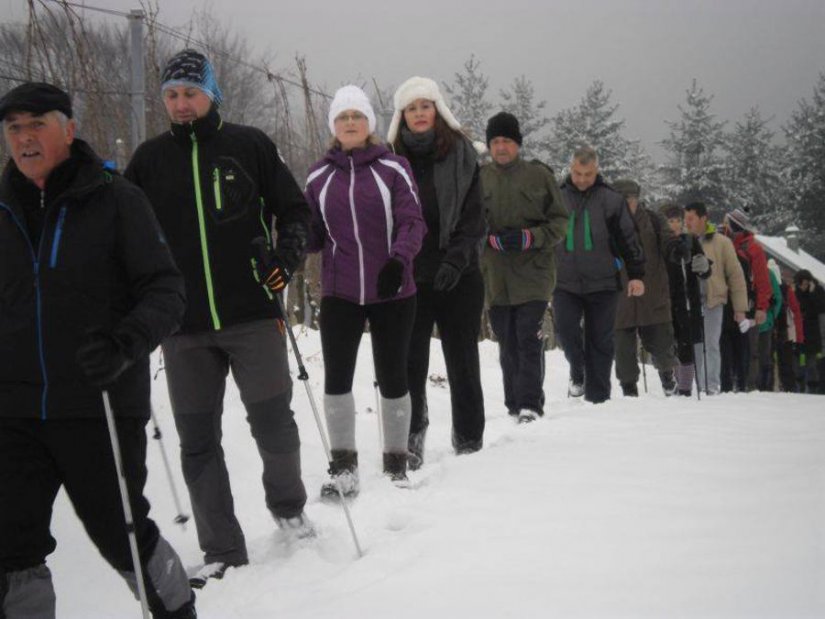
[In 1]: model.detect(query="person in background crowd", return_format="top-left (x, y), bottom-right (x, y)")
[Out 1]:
top-left (661, 203), bottom-right (711, 396)
top-left (770, 259), bottom-right (805, 392)
top-left (553, 146), bottom-right (645, 404)
top-left (683, 202), bottom-right (748, 395)
top-left (304, 85), bottom-right (425, 493)
top-left (389, 76), bottom-right (486, 467)
top-left (723, 207), bottom-right (773, 391)
top-left (480, 111), bottom-right (568, 422)
top-left (612, 180), bottom-right (689, 397)
top-left (794, 269), bottom-right (825, 393)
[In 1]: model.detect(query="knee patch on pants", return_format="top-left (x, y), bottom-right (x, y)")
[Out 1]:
top-left (2, 564), bottom-right (55, 618)
top-left (246, 392), bottom-right (300, 454)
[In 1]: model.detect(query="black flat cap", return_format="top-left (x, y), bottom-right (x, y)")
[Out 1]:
top-left (0, 82), bottom-right (73, 121)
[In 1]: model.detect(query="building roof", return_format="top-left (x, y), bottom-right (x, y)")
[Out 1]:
top-left (756, 234), bottom-right (825, 284)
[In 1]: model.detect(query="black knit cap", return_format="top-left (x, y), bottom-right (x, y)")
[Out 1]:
top-left (794, 269), bottom-right (814, 286)
top-left (486, 111), bottom-right (522, 146)
top-left (0, 82), bottom-right (72, 121)
top-left (613, 179), bottom-right (641, 199)
top-left (660, 203), bottom-right (684, 220)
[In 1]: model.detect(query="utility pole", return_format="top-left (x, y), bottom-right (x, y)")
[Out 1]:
top-left (129, 9), bottom-right (146, 154)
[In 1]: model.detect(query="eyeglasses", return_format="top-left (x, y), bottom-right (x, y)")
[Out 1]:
top-left (335, 112), bottom-right (367, 123)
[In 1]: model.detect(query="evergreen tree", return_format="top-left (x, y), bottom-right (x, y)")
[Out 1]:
top-left (783, 74), bottom-right (825, 259)
top-left (660, 79), bottom-right (728, 219)
top-left (499, 75), bottom-right (550, 161)
top-left (443, 54), bottom-right (493, 142)
top-left (548, 80), bottom-right (648, 183)
top-left (723, 107), bottom-right (788, 234)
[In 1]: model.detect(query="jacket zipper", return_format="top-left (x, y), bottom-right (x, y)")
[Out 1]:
top-left (0, 200), bottom-right (50, 419)
top-left (348, 157), bottom-right (366, 305)
top-left (212, 167), bottom-right (223, 213)
top-left (190, 132), bottom-right (222, 330)
top-left (49, 206), bottom-right (68, 268)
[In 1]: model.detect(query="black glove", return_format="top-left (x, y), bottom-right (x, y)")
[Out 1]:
top-left (433, 262), bottom-right (462, 292)
top-left (488, 228), bottom-right (533, 252)
top-left (672, 236), bottom-right (692, 263)
top-left (251, 237), bottom-right (291, 293)
top-left (377, 258), bottom-right (404, 299)
top-left (691, 253), bottom-right (710, 275)
top-left (76, 328), bottom-right (138, 386)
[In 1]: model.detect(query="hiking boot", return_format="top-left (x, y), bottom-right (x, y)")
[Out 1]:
top-left (407, 429), bottom-right (426, 471)
top-left (320, 450), bottom-right (359, 500)
top-left (677, 388), bottom-right (692, 397)
top-left (659, 370), bottom-right (677, 396)
top-left (568, 379), bottom-right (584, 397)
top-left (189, 560), bottom-right (247, 589)
top-left (517, 409), bottom-right (540, 424)
top-left (383, 452), bottom-right (409, 486)
top-left (274, 511), bottom-right (316, 539)
top-left (621, 382), bottom-right (639, 397)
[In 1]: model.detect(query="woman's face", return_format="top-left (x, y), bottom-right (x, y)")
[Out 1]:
top-left (334, 109), bottom-right (370, 150)
top-left (403, 99), bottom-right (436, 133)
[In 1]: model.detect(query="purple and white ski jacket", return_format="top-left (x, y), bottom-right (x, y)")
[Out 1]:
top-left (305, 144), bottom-right (426, 305)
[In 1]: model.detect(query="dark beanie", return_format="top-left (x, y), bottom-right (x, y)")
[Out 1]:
top-left (613, 179), bottom-right (641, 199)
top-left (794, 269), bottom-right (814, 286)
top-left (0, 82), bottom-right (72, 121)
top-left (660, 203), bottom-right (683, 220)
top-left (161, 49), bottom-right (223, 106)
top-left (486, 112), bottom-right (522, 146)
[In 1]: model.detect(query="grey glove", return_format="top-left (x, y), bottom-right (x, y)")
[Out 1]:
top-left (691, 253), bottom-right (710, 275)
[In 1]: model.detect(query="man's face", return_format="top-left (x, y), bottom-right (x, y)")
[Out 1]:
top-left (163, 86), bottom-right (212, 124)
top-left (3, 110), bottom-right (75, 189)
top-left (797, 279), bottom-right (811, 292)
top-left (570, 159), bottom-right (598, 192)
top-left (489, 136), bottom-right (520, 166)
top-left (683, 210), bottom-right (706, 236)
top-left (625, 196), bottom-right (639, 213)
top-left (667, 217), bottom-right (683, 236)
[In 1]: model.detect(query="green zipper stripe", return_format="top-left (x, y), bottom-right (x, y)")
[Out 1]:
top-left (191, 134), bottom-right (222, 330)
top-left (565, 211), bottom-right (576, 251)
top-left (258, 197), bottom-right (272, 246)
top-left (583, 209), bottom-right (594, 251)
top-left (212, 168), bottom-right (223, 212)
top-left (565, 208), bottom-right (594, 252)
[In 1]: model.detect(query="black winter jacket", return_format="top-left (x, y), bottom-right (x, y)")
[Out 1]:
top-left (125, 107), bottom-right (310, 333)
top-left (0, 140), bottom-right (185, 419)
top-left (555, 175), bottom-right (645, 295)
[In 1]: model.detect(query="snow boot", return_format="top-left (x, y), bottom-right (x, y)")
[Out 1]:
top-left (407, 428), bottom-right (426, 471)
top-left (621, 382), bottom-right (639, 397)
top-left (452, 428), bottom-right (482, 455)
top-left (189, 561), bottom-right (246, 589)
top-left (568, 379), bottom-right (584, 397)
top-left (320, 450), bottom-right (359, 500)
top-left (678, 388), bottom-right (692, 397)
top-left (517, 409), bottom-right (540, 424)
top-left (274, 511), bottom-right (316, 539)
top-left (383, 452), bottom-right (409, 486)
top-left (659, 370), bottom-right (677, 396)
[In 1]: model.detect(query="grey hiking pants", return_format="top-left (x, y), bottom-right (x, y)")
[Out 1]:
top-left (162, 319), bottom-right (307, 566)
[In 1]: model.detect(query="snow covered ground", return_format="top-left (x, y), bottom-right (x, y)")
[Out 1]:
top-left (50, 330), bottom-right (825, 618)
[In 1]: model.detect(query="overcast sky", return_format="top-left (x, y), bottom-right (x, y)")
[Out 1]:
top-left (4, 0), bottom-right (824, 160)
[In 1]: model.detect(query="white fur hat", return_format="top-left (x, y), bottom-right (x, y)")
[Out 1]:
top-left (328, 85), bottom-right (376, 135)
top-left (386, 76), bottom-right (462, 143)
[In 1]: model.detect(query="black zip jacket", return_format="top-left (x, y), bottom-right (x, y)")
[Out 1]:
top-left (0, 140), bottom-right (185, 419)
top-left (125, 107), bottom-right (311, 333)
top-left (556, 175), bottom-right (645, 295)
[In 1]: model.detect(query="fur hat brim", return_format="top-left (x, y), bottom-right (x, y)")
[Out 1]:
top-left (387, 76), bottom-right (461, 143)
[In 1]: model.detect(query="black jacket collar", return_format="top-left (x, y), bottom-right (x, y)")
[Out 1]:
top-left (170, 105), bottom-right (222, 143)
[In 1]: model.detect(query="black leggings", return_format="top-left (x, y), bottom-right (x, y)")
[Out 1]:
top-left (320, 295), bottom-right (416, 398)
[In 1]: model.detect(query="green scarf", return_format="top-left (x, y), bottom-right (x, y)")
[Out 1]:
top-left (565, 208), bottom-right (593, 251)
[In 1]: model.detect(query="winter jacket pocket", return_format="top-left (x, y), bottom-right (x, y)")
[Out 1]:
top-left (209, 156), bottom-right (257, 223)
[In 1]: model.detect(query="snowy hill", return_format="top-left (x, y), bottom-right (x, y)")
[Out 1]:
top-left (50, 330), bottom-right (825, 618)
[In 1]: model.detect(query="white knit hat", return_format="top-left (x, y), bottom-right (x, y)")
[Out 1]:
top-left (328, 85), bottom-right (376, 135)
top-left (386, 76), bottom-right (462, 143)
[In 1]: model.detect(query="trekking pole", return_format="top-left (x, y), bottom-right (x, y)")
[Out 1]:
top-left (681, 259), bottom-right (701, 400)
top-left (102, 391), bottom-right (151, 619)
top-left (275, 294), bottom-right (364, 558)
top-left (373, 372), bottom-right (384, 453)
top-left (149, 408), bottom-right (190, 528)
top-left (639, 335), bottom-right (648, 393)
